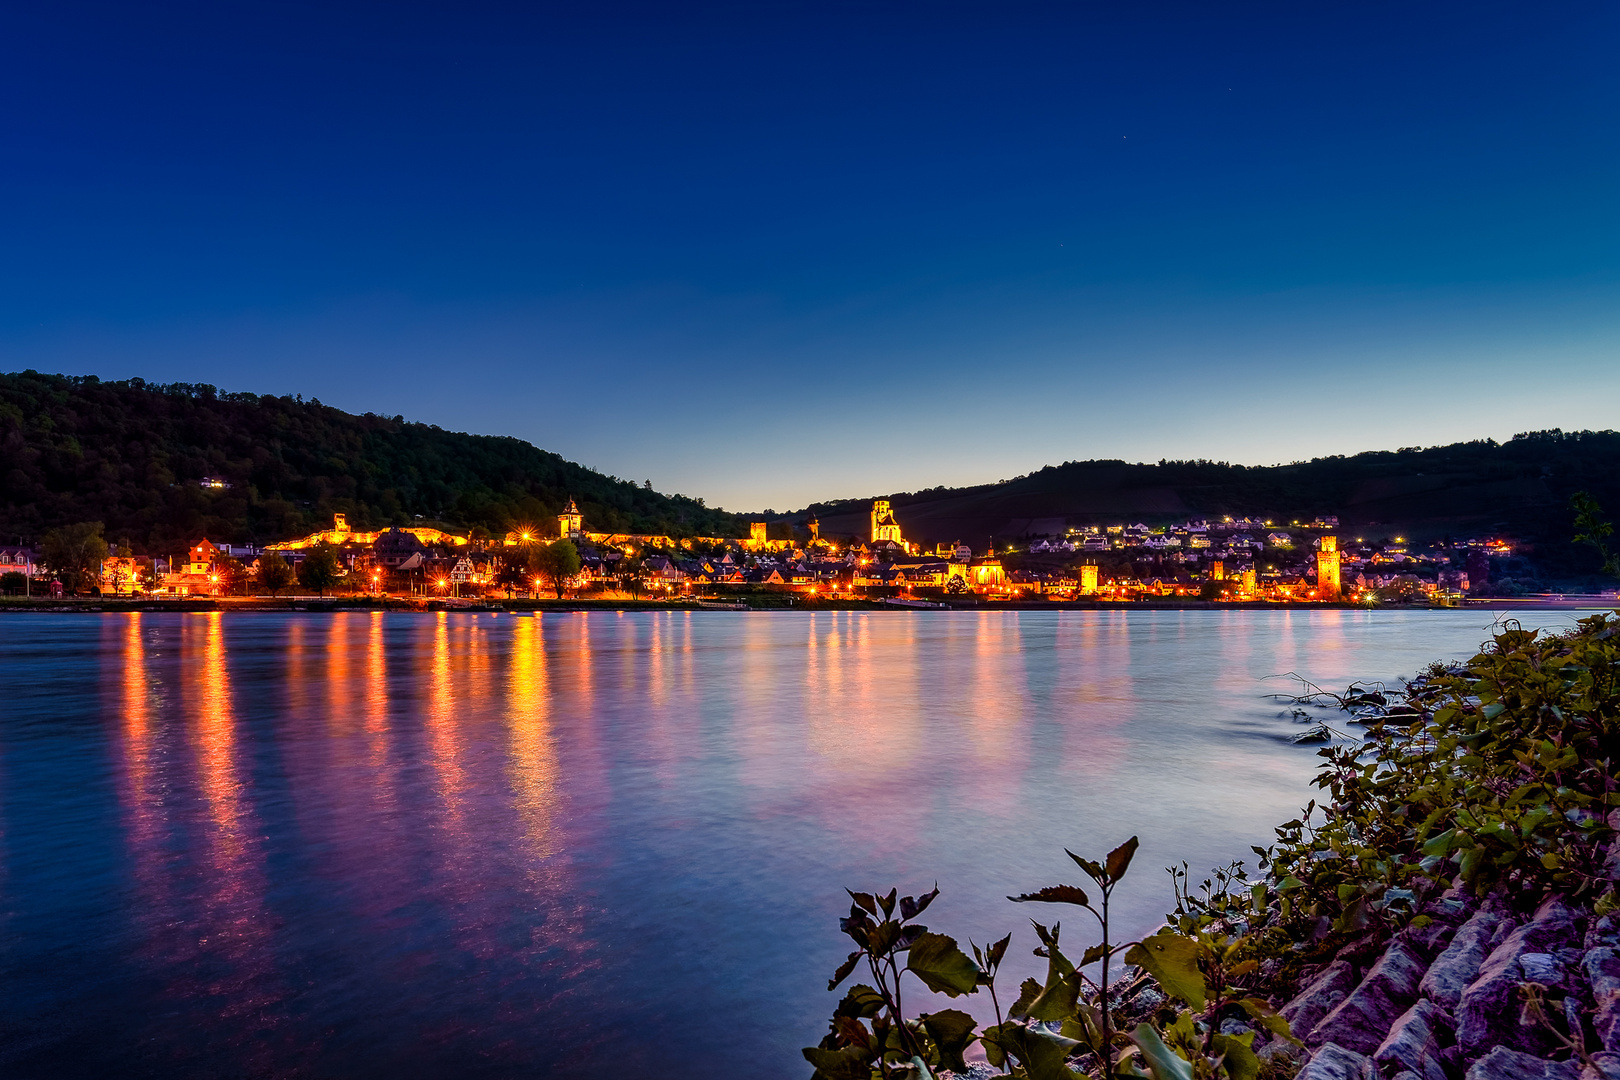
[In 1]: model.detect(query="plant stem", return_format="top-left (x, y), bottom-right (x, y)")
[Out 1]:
top-left (1099, 888), bottom-right (1111, 1079)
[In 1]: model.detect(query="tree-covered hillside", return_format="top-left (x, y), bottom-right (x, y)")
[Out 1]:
top-left (0, 371), bottom-right (745, 553)
top-left (802, 431), bottom-right (1620, 585)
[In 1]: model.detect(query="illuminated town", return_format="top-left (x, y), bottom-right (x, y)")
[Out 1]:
top-left (45, 496), bottom-right (1528, 606)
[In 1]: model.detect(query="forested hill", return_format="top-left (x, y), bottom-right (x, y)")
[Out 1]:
top-left (803, 432), bottom-right (1620, 579)
top-left (0, 371), bottom-right (745, 553)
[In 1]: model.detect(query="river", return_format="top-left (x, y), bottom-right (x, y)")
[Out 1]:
top-left (0, 608), bottom-right (1602, 1078)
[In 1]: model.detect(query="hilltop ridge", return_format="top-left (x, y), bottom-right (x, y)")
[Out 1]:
top-left (0, 371), bottom-right (745, 553)
top-left (798, 432), bottom-right (1620, 585)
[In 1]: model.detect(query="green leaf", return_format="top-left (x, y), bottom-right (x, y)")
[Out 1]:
top-left (1009, 885), bottom-right (1091, 907)
top-left (1130, 1023), bottom-right (1194, 1080)
top-left (1237, 998), bottom-right (1301, 1047)
top-left (1212, 1033), bottom-right (1260, 1080)
top-left (830, 950), bottom-right (863, 991)
top-left (847, 890), bottom-right (878, 915)
top-left (920, 1009), bottom-right (979, 1073)
top-left (1124, 932), bottom-right (1207, 1010)
top-left (1022, 970), bottom-right (1081, 1022)
top-left (986, 932), bottom-right (1010, 970)
top-left (1005, 1026), bottom-right (1083, 1080)
top-left (802, 1044), bottom-right (878, 1080)
top-left (1105, 836), bottom-right (1141, 882)
top-left (1009, 977), bottom-right (1042, 1018)
top-left (1066, 849), bottom-right (1106, 882)
top-left (906, 931), bottom-right (981, 996)
top-left (1276, 875), bottom-right (1305, 892)
top-left (900, 887), bottom-right (939, 922)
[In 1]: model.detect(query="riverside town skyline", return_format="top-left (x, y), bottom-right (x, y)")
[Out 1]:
top-left (3, 6), bottom-right (1618, 1080)
top-left (28, 499), bottom-right (1532, 608)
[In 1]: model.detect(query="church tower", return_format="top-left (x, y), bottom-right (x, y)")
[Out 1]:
top-left (1316, 536), bottom-right (1342, 601)
top-left (559, 498), bottom-right (583, 540)
top-left (871, 500), bottom-right (904, 545)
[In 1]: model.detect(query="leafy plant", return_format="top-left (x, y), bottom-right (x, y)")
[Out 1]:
top-left (806, 885), bottom-right (983, 1079)
top-left (807, 838), bottom-right (1299, 1080)
top-left (1259, 613), bottom-right (1620, 947)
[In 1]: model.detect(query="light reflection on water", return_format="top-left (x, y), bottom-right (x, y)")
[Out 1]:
top-left (0, 608), bottom-right (1601, 1079)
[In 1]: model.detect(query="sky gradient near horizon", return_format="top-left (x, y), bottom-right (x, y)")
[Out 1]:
top-left (2, 1), bottom-right (1618, 512)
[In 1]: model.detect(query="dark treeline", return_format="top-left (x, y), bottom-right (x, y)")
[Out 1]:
top-left (0, 371), bottom-right (745, 553)
top-left (803, 431), bottom-right (1620, 585)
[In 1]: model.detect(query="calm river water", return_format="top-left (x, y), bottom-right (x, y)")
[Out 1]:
top-left (0, 608), bottom-right (1601, 1078)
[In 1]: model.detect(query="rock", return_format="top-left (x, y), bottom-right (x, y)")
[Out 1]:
top-left (1373, 999), bottom-right (1452, 1080)
top-left (1401, 917), bottom-right (1460, 959)
top-left (1426, 897), bottom-right (1476, 924)
top-left (1519, 952), bottom-right (1567, 987)
top-left (1457, 896), bottom-right (1582, 1058)
top-left (1423, 909), bottom-right (1506, 1009)
top-left (1588, 947), bottom-right (1620, 1052)
top-left (1590, 915), bottom-right (1620, 951)
top-left (1296, 1042), bottom-right (1378, 1080)
top-left (1284, 960), bottom-right (1359, 1041)
top-left (1463, 1045), bottom-right (1579, 1080)
top-left (1219, 1018), bottom-right (1254, 1037)
top-left (1310, 937), bottom-right (1429, 1053)
top-left (1589, 1051), bottom-right (1620, 1080)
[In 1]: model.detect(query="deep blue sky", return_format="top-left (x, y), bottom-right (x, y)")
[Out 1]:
top-left (2, 2), bottom-right (1617, 512)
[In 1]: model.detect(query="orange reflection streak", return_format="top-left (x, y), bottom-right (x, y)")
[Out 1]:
top-left (425, 612), bottom-right (467, 823)
top-left (114, 613), bottom-right (172, 920)
top-left (120, 613), bottom-right (153, 792)
top-left (324, 613), bottom-right (354, 735)
top-left (1045, 612), bottom-right (1135, 776)
top-left (968, 612), bottom-right (1028, 765)
top-left (571, 612), bottom-right (595, 711)
top-left (462, 615), bottom-right (495, 713)
top-left (648, 613), bottom-right (666, 708)
top-left (195, 613), bottom-right (248, 864)
top-left (182, 613), bottom-right (280, 1068)
top-left (365, 611), bottom-right (390, 750)
top-left (507, 615), bottom-right (558, 859)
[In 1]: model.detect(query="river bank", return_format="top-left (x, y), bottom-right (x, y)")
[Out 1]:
top-left (806, 610), bottom-right (1620, 1080)
top-left (0, 595), bottom-right (1604, 614)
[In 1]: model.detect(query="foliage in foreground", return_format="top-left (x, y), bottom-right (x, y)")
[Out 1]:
top-left (806, 838), bottom-right (1299, 1080)
top-left (806, 611), bottom-right (1620, 1079)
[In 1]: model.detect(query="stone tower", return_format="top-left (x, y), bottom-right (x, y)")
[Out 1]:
top-left (559, 498), bottom-right (583, 540)
top-left (871, 500), bottom-right (904, 545)
top-left (807, 517), bottom-right (820, 542)
top-left (1316, 536), bottom-right (1342, 601)
top-left (749, 521), bottom-right (768, 548)
top-left (1080, 564), bottom-right (1099, 595)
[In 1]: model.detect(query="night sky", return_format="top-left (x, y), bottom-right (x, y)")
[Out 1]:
top-left (2, 2), bottom-right (1616, 512)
